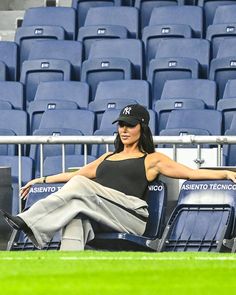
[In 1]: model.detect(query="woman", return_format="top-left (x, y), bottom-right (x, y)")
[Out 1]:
top-left (1, 104), bottom-right (236, 250)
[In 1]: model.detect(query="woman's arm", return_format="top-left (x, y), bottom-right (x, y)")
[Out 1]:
top-left (20, 152), bottom-right (112, 199)
top-left (148, 152), bottom-right (236, 182)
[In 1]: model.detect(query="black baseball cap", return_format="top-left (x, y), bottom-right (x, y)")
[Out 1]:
top-left (112, 104), bottom-right (150, 126)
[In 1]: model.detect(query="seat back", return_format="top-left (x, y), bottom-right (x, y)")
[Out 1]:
top-left (0, 81), bottom-right (24, 110)
top-left (135, 0), bottom-right (178, 29)
top-left (34, 81), bottom-right (89, 109)
top-left (15, 25), bottom-right (65, 69)
top-left (81, 57), bottom-right (133, 101)
top-left (149, 6), bottom-right (203, 38)
top-left (161, 79), bottom-right (217, 109)
top-left (143, 180), bottom-right (167, 238)
top-left (89, 39), bottom-right (144, 79)
top-left (155, 98), bottom-right (206, 134)
top-left (78, 24), bottom-right (128, 59)
top-left (84, 6), bottom-right (139, 38)
top-left (164, 109), bottom-right (222, 135)
top-left (28, 40), bottom-right (83, 80)
top-left (22, 7), bottom-right (76, 40)
top-left (72, 0), bottom-right (122, 28)
top-left (20, 59), bottom-right (71, 105)
top-left (158, 179), bottom-right (236, 252)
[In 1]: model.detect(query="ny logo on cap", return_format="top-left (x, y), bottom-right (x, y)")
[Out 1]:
top-left (123, 106), bottom-right (132, 115)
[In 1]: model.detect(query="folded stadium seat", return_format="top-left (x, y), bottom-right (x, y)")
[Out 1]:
top-left (81, 57), bottom-right (133, 101)
top-left (134, 0), bottom-right (180, 30)
top-left (142, 6), bottom-right (203, 75)
top-left (29, 109), bottom-right (95, 175)
top-left (72, 0), bottom-right (122, 28)
top-left (155, 99), bottom-right (206, 134)
top-left (20, 59), bottom-right (71, 106)
top-left (33, 81), bottom-right (89, 109)
top-left (0, 156), bottom-right (34, 215)
top-left (209, 38), bottom-right (236, 100)
top-left (148, 38), bottom-right (210, 104)
top-left (15, 26), bottom-right (66, 71)
top-left (160, 79), bottom-right (217, 109)
top-left (89, 180), bottom-right (167, 251)
top-left (197, 0), bottom-right (236, 33)
top-left (28, 40), bottom-right (83, 81)
top-left (158, 179), bottom-right (236, 252)
top-left (89, 80), bottom-right (151, 129)
top-left (43, 154), bottom-right (97, 176)
top-left (89, 39), bottom-right (144, 79)
top-left (217, 98), bottom-right (236, 134)
top-left (0, 81), bottom-right (24, 110)
top-left (78, 25), bottom-right (128, 59)
top-left (21, 7), bottom-right (76, 40)
top-left (159, 109), bottom-right (222, 147)
top-left (206, 4), bottom-right (236, 58)
top-left (0, 41), bottom-right (18, 81)
top-left (0, 110), bottom-right (28, 155)
top-left (84, 6), bottom-right (139, 38)
top-left (161, 109), bottom-right (222, 135)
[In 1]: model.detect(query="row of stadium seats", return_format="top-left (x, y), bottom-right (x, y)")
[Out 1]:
top-left (8, 179), bottom-right (236, 253)
top-left (2, 0), bottom-right (236, 33)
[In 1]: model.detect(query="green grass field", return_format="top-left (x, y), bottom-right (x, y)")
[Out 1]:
top-left (0, 251), bottom-right (236, 295)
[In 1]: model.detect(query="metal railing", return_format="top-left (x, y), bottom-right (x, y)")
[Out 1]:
top-left (1, 134), bottom-right (236, 211)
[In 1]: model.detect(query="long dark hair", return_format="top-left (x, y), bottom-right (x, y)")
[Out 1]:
top-left (113, 123), bottom-right (155, 154)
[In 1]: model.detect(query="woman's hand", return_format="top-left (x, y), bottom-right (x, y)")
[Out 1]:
top-left (20, 178), bottom-right (43, 200)
top-left (226, 171), bottom-right (236, 183)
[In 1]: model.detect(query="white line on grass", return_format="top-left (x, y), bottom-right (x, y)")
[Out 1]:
top-left (0, 256), bottom-right (236, 261)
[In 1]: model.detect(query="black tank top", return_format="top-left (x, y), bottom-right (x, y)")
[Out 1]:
top-left (94, 155), bottom-right (149, 199)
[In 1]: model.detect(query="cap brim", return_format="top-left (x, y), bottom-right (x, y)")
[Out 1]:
top-left (112, 116), bottom-right (139, 126)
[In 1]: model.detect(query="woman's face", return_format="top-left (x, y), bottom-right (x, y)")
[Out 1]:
top-left (118, 122), bottom-right (141, 146)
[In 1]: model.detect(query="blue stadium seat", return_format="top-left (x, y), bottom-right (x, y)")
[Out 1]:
top-left (142, 25), bottom-right (192, 75)
top-left (43, 155), bottom-right (96, 176)
top-left (148, 38), bottom-right (210, 103)
top-left (72, 0), bottom-right (122, 28)
top-left (206, 24), bottom-right (236, 59)
top-left (22, 7), bottom-right (76, 40)
top-left (88, 39), bottom-right (144, 79)
top-left (81, 57), bottom-right (133, 101)
top-left (38, 109), bottom-right (95, 134)
top-left (20, 59), bottom-right (71, 105)
top-left (28, 101), bottom-right (78, 134)
top-left (158, 179), bottom-right (236, 252)
top-left (217, 94), bottom-right (236, 133)
top-left (197, 0), bottom-right (236, 32)
top-left (149, 6), bottom-right (203, 38)
top-left (135, 0), bottom-right (179, 30)
top-left (0, 81), bottom-right (24, 110)
top-left (160, 109), bottom-right (222, 138)
top-left (28, 40), bottom-right (83, 81)
top-left (160, 79), bottom-right (217, 109)
top-left (84, 6), bottom-right (139, 38)
top-left (15, 26), bottom-right (65, 70)
top-left (0, 110), bottom-right (28, 155)
top-left (155, 99), bottom-right (206, 134)
top-left (0, 41), bottom-right (18, 81)
top-left (209, 38), bottom-right (236, 99)
top-left (34, 81), bottom-right (89, 109)
top-left (78, 25), bottom-right (128, 59)
top-left (212, 4), bottom-right (236, 24)
top-left (89, 180), bottom-right (167, 251)
top-left (30, 109), bottom-right (95, 172)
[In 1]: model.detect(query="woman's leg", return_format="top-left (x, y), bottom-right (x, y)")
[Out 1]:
top-left (18, 175), bottom-right (148, 249)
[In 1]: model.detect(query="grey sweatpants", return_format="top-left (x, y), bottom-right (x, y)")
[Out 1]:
top-left (18, 175), bottom-right (149, 250)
